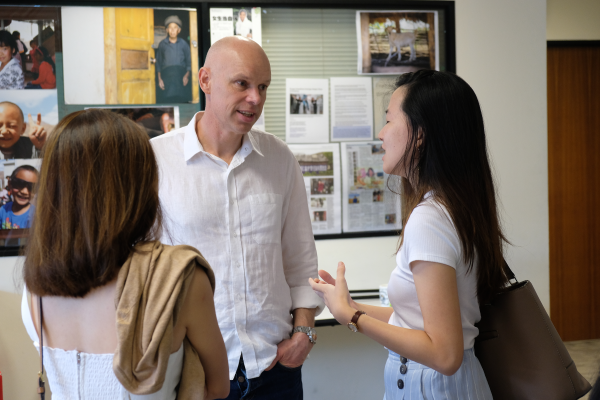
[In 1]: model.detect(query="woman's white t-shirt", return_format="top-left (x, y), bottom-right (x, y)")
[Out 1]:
top-left (387, 192), bottom-right (481, 349)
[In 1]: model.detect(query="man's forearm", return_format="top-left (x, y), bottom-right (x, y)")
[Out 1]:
top-left (292, 307), bottom-right (317, 328)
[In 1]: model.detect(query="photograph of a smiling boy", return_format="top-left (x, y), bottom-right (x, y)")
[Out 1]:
top-left (0, 101), bottom-right (47, 159)
top-left (0, 164), bottom-right (38, 229)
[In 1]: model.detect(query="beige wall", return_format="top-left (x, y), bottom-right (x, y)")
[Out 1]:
top-left (547, 0), bottom-right (600, 40)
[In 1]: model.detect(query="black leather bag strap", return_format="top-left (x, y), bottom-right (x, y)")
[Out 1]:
top-left (503, 259), bottom-right (517, 283)
top-left (38, 297), bottom-right (45, 399)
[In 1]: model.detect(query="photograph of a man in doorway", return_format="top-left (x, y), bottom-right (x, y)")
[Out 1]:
top-left (156, 14), bottom-right (192, 103)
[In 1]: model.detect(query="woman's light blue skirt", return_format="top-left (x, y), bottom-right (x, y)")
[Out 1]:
top-left (383, 348), bottom-right (493, 400)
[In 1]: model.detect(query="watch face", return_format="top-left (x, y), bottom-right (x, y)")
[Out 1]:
top-left (348, 323), bottom-right (358, 333)
top-left (311, 331), bottom-right (317, 342)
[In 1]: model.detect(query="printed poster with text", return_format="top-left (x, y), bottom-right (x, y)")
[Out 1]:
top-left (330, 77), bottom-right (374, 141)
top-left (289, 144), bottom-right (341, 235)
top-left (341, 142), bottom-right (402, 232)
top-left (286, 79), bottom-right (329, 143)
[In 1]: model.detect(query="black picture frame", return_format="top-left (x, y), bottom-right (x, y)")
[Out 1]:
top-left (3, 0), bottom-right (454, 255)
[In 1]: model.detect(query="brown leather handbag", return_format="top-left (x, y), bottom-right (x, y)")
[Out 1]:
top-left (475, 262), bottom-right (591, 400)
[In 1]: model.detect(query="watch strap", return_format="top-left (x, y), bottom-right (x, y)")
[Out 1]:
top-left (351, 310), bottom-right (366, 325)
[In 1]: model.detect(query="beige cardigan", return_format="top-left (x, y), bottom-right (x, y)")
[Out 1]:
top-left (112, 241), bottom-right (215, 399)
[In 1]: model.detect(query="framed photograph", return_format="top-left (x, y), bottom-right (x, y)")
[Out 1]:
top-left (62, 6), bottom-right (200, 105)
top-left (357, 10), bottom-right (439, 75)
top-left (0, 90), bottom-right (55, 252)
top-left (0, 6), bottom-right (61, 90)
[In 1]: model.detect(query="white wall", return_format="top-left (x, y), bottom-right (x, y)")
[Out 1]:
top-left (62, 7), bottom-right (106, 104)
top-left (547, 0), bottom-right (600, 40)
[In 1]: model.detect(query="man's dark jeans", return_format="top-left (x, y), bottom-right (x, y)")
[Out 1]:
top-left (219, 356), bottom-right (303, 400)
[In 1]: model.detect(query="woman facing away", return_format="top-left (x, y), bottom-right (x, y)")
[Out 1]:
top-left (310, 70), bottom-right (509, 399)
top-left (21, 109), bottom-right (230, 399)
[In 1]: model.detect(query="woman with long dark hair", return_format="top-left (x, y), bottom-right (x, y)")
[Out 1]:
top-left (21, 109), bottom-right (229, 399)
top-left (310, 70), bottom-right (508, 399)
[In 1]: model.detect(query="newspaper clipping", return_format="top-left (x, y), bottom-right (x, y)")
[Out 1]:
top-left (341, 141), bottom-right (402, 232)
top-left (289, 144), bottom-right (342, 235)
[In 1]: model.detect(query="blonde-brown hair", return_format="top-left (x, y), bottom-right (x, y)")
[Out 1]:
top-left (24, 109), bottom-right (162, 297)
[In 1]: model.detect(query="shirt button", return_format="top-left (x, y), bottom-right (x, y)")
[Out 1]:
top-left (400, 356), bottom-right (408, 364)
top-left (397, 379), bottom-right (404, 389)
top-left (400, 364), bottom-right (408, 374)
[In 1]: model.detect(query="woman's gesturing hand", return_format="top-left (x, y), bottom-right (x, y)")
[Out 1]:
top-left (309, 262), bottom-right (356, 324)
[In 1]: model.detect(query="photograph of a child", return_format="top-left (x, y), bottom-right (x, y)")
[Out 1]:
top-left (357, 11), bottom-right (438, 74)
top-left (155, 13), bottom-right (192, 103)
top-left (311, 178), bottom-right (333, 195)
top-left (0, 164), bottom-right (38, 229)
top-left (0, 90), bottom-right (56, 159)
top-left (94, 106), bottom-right (178, 139)
top-left (313, 211), bottom-right (326, 222)
top-left (0, 7), bottom-right (60, 90)
top-left (290, 94), bottom-right (324, 115)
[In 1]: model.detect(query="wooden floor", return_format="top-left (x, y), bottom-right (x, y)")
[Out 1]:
top-left (564, 339), bottom-right (600, 399)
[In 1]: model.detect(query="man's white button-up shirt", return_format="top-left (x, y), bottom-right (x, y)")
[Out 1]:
top-left (150, 112), bottom-right (324, 379)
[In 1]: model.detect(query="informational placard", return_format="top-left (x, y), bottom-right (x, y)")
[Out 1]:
top-left (210, 7), bottom-right (262, 46)
top-left (285, 78), bottom-right (329, 143)
top-left (372, 76), bottom-right (397, 136)
top-left (341, 141), bottom-right (402, 232)
top-left (330, 77), bottom-right (374, 142)
top-left (289, 144), bottom-right (341, 234)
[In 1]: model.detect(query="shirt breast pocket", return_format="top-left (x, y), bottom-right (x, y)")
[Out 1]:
top-left (250, 193), bottom-right (283, 245)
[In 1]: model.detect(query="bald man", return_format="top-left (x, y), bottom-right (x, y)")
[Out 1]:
top-left (150, 37), bottom-right (323, 400)
top-left (0, 102), bottom-right (47, 159)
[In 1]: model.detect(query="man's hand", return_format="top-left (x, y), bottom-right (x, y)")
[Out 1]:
top-left (159, 76), bottom-right (165, 90)
top-left (183, 72), bottom-right (189, 86)
top-left (265, 332), bottom-right (313, 371)
top-left (28, 113), bottom-right (47, 150)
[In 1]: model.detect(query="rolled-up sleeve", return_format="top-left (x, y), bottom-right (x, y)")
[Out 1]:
top-left (280, 151), bottom-right (325, 315)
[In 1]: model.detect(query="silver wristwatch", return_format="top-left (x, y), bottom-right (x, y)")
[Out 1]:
top-left (291, 326), bottom-right (317, 344)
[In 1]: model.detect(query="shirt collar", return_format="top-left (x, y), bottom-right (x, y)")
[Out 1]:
top-left (183, 112), bottom-right (264, 162)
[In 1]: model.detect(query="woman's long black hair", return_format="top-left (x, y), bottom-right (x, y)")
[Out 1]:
top-left (392, 70), bottom-right (509, 304)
